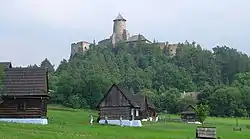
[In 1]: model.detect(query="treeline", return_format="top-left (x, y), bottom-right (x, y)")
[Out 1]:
top-left (48, 41), bottom-right (250, 117)
top-left (2, 41), bottom-right (250, 117)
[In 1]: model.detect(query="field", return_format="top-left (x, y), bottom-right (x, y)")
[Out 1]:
top-left (0, 106), bottom-right (250, 139)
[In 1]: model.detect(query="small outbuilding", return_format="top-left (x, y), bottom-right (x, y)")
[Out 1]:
top-left (97, 84), bottom-right (156, 127)
top-left (0, 63), bottom-right (50, 125)
top-left (180, 105), bottom-right (196, 122)
top-left (133, 94), bottom-right (156, 120)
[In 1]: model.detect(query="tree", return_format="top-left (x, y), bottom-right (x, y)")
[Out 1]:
top-left (40, 58), bottom-right (55, 73)
top-left (46, 41), bottom-right (250, 117)
top-left (195, 103), bottom-right (209, 124)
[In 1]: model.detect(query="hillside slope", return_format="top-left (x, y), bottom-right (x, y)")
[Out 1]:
top-left (49, 42), bottom-right (250, 117)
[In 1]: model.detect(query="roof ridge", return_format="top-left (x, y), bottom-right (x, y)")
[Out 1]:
top-left (114, 13), bottom-right (126, 21)
top-left (115, 84), bottom-right (139, 107)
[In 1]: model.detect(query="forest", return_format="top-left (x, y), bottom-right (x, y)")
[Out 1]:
top-left (2, 41), bottom-right (250, 117)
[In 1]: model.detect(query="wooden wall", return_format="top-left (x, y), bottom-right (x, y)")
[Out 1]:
top-left (0, 98), bottom-right (48, 118)
top-left (100, 107), bottom-right (141, 120)
top-left (100, 106), bottom-right (131, 120)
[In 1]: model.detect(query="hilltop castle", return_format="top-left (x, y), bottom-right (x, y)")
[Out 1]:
top-left (71, 13), bottom-right (178, 57)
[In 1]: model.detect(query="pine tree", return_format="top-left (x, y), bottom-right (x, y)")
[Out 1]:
top-left (40, 58), bottom-right (55, 73)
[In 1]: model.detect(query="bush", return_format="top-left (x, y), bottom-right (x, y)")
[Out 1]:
top-left (246, 125), bottom-right (250, 129)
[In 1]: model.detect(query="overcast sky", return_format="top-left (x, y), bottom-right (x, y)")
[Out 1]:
top-left (0, 0), bottom-right (249, 67)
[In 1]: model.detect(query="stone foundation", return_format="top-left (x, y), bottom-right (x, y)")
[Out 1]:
top-left (99, 120), bottom-right (142, 127)
top-left (0, 118), bottom-right (48, 125)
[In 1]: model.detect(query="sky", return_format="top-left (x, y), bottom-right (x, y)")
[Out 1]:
top-left (0, 0), bottom-right (249, 68)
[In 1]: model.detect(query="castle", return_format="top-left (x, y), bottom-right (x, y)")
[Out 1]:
top-left (71, 13), bottom-right (178, 57)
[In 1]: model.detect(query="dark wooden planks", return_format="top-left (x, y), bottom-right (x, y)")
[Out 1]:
top-left (0, 66), bottom-right (50, 119)
top-left (0, 98), bottom-right (48, 118)
top-left (2, 67), bottom-right (48, 96)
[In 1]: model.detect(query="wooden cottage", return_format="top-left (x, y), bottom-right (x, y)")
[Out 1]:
top-left (97, 84), bottom-right (156, 126)
top-left (133, 94), bottom-right (156, 120)
top-left (0, 64), bottom-right (50, 124)
top-left (180, 105), bottom-right (196, 122)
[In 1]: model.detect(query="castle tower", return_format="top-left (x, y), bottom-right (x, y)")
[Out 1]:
top-left (112, 13), bottom-right (129, 43)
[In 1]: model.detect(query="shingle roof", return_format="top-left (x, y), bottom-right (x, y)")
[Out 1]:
top-left (134, 94), bottom-right (156, 111)
top-left (181, 105), bottom-right (196, 114)
top-left (0, 62), bottom-right (12, 68)
top-left (2, 67), bottom-right (49, 96)
top-left (111, 84), bottom-right (155, 110)
top-left (113, 13), bottom-right (126, 21)
top-left (133, 94), bottom-right (146, 111)
top-left (126, 34), bottom-right (148, 42)
top-left (98, 84), bottom-right (156, 110)
top-left (115, 84), bottom-right (139, 107)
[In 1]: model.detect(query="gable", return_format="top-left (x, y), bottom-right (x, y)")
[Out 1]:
top-left (186, 105), bottom-right (196, 112)
top-left (99, 85), bottom-right (131, 107)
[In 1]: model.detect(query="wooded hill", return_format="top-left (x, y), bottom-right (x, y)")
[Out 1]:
top-left (2, 41), bottom-right (250, 117)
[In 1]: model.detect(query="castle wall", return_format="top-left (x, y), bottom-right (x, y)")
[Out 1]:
top-left (156, 43), bottom-right (167, 50)
top-left (69, 14), bottom-right (179, 58)
top-left (71, 41), bottom-right (91, 56)
top-left (155, 42), bottom-right (178, 57)
top-left (98, 39), bottom-right (111, 47)
top-left (167, 44), bottom-right (178, 57)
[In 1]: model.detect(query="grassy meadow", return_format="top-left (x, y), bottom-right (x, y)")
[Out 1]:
top-left (0, 106), bottom-right (250, 139)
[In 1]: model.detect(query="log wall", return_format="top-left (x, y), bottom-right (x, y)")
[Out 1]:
top-left (100, 106), bottom-right (131, 120)
top-left (0, 97), bottom-right (48, 118)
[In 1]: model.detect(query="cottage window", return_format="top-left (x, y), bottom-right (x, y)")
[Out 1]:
top-left (17, 102), bottom-right (26, 112)
top-left (131, 108), bottom-right (134, 115)
top-left (136, 109), bottom-right (139, 116)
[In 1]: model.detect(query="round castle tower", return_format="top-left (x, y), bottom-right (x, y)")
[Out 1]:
top-left (112, 13), bottom-right (129, 43)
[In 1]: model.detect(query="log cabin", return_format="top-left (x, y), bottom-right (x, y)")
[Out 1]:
top-left (0, 63), bottom-right (50, 125)
top-left (97, 84), bottom-right (156, 127)
top-left (133, 94), bottom-right (156, 120)
top-left (180, 105), bottom-right (197, 122)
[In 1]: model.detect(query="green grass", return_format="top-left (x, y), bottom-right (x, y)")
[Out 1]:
top-left (0, 106), bottom-right (250, 139)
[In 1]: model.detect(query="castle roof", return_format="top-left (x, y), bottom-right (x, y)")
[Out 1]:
top-left (126, 34), bottom-right (148, 42)
top-left (113, 13), bottom-right (126, 21)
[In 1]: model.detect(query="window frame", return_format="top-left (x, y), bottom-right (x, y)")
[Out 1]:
top-left (17, 102), bottom-right (26, 112)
